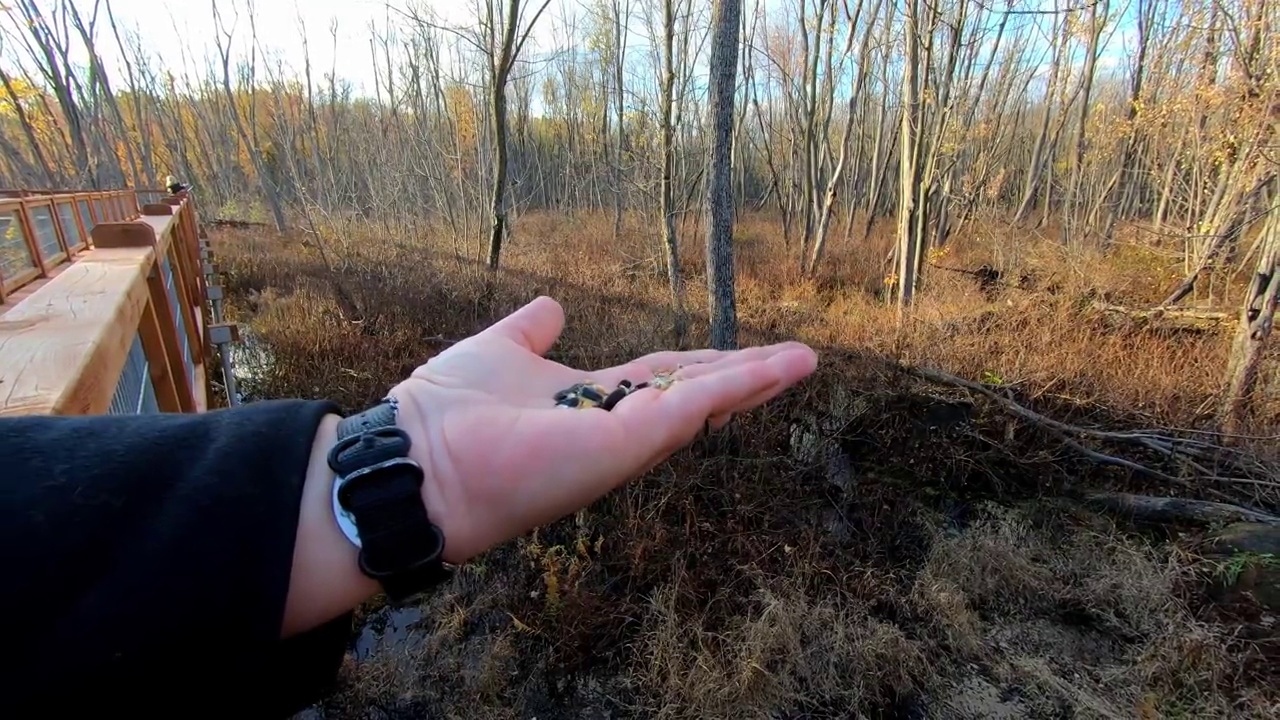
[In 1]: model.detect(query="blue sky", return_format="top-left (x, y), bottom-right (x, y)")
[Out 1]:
top-left (85, 0), bottom-right (586, 95)
top-left (11, 0), bottom-right (1141, 104)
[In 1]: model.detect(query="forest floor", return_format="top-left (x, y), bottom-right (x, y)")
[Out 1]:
top-left (216, 210), bottom-right (1280, 719)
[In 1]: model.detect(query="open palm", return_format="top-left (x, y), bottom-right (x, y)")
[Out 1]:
top-left (387, 296), bottom-right (818, 564)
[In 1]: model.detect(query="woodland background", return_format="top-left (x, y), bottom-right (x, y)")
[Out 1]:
top-left (2, 0), bottom-right (1280, 717)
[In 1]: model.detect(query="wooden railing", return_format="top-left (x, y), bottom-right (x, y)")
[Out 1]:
top-left (0, 189), bottom-right (138, 303)
top-left (0, 188), bottom-right (236, 416)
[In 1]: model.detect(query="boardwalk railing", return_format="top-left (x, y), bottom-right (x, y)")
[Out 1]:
top-left (0, 188), bottom-right (237, 416)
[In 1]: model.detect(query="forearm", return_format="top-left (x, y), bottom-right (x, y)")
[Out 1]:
top-left (0, 401), bottom-right (349, 713)
top-left (282, 412), bottom-right (380, 637)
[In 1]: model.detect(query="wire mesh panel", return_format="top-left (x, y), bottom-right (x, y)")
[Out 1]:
top-left (76, 199), bottom-right (93, 241)
top-left (137, 191), bottom-right (164, 206)
top-left (28, 204), bottom-right (62, 259)
top-left (108, 332), bottom-right (160, 415)
top-left (161, 254), bottom-right (195, 389)
top-left (56, 201), bottom-right (84, 249)
top-left (0, 208), bottom-right (36, 280)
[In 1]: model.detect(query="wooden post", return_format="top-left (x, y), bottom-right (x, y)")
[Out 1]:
top-left (15, 201), bottom-right (49, 277)
top-left (165, 237), bottom-right (204, 363)
top-left (91, 221), bottom-right (196, 412)
top-left (55, 200), bottom-right (83, 259)
top-left (160, 205), bottom-right (202, 315)
top-left (137, 297), bottom-right (183, 412)
top-left (191, 215), bottom-right (206, 303)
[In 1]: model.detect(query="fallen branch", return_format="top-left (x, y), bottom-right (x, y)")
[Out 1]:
top-left (1084, 492), bottom-right (1280, 527)
top-left (209, 217), bottom-right (271, 229)
top-left (908, 366), bottom-right (1276, 492)
top-left (1089, 301), bottom-right (1233, 332)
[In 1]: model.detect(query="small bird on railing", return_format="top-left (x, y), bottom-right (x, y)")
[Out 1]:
top-left (165, 174), bottom-right (192, 195)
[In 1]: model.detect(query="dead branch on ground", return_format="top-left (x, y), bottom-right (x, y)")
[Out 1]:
top-left (1085, 492), bottom-right (1280, 527)
top-left (909, 366), bottom-right (1278, 495)
top-left (1089, 301), bottom-right (1235, 332)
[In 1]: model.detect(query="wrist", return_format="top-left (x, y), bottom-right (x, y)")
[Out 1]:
top-left (282, 413), bottom-right (380, 638)
top-left (387, 386), bottom-right (464, 565)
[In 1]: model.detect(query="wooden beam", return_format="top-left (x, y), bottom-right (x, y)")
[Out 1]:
top-left (88, 220), bottom-right (194, 412)
top-left (92, 221), bottom-right (164, 250)
top-left (137, 297), bottom-right (182, 412)
top-left (142, 203), bottom-right (174, 216)
top-left (165, 244), bottom-right (204, 366)
top-left (193, 358), bottom-right (208, 412)
top-left (0, 247), bottom-right (154, 415)
top-left (15, 202), bottom-right (49, 277)
top-left (144, 257), bottom-right (195, 412)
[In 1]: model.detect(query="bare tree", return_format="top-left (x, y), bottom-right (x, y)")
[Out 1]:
top-left (211, 0), bottom-right (288, 231)
top-left (1219, 183), bottom-right (1280, 435)
top-left (449, 0), bottom-right (558, 270)
top-left (657, 0), bottom-right (690, 344)
top-left (705, 0), bottom-right (741, 349)
top-left (895, 0), bottom-right (924, 308)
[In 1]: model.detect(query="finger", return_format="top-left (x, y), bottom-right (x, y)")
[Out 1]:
top-left (705, 378), bottom-right (787, 430)
top-left (613, 347), bottom-right (816, 456)
top-left (481, 296), bottom-right (565, 356)
top-left (589, 348), bottom-right (726, 386)
top-left (591, 342), bottom-right (812, 387)
top-left (666, 342), bottom-right (814, 382)
top-left (708, 412), bottom-right (732, 430)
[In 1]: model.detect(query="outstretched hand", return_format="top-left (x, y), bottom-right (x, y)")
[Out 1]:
top-left (388, 296), bottom-right (818, 564)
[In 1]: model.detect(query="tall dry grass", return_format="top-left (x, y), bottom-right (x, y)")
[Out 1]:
top-left (221, 209), bottom-right (1268, 431)
top-left (216, 210), bottom-right (1279, 719)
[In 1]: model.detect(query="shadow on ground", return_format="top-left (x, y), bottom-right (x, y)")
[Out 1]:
top-left (212, 228), bottom-right (1279, 719)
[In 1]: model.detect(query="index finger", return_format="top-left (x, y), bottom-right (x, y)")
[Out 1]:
top-left (610, 346), bottom-right (818, 457)
top-left (589, 348), bottom-right (726, 387)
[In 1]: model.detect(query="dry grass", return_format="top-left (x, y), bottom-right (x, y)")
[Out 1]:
top-left (223, 210), bottom-right (1266, 429)
top-left (914, 505), bottom-right (1238, 718)
top-left (638, 575), bottom-right (926, 719)
top-left (215, 210), bottom-right (1280, 719)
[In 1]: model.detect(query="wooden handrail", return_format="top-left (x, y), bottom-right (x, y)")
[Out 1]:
top-left (0, 246), bottom-right (153, 415)
top-left (0, 191), bottom-right (212, 416)
top-left (0, 189), bottom-right (139, 303)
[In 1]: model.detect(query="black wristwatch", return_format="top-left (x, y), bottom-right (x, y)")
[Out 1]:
top-left (327, 396), bottom-right (454, 603)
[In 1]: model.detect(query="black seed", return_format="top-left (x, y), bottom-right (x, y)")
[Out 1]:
top-left (601, 387), bottom-right (630, 411)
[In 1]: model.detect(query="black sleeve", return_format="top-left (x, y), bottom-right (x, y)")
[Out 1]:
top-left (0, 399), bottom-right (353, 717)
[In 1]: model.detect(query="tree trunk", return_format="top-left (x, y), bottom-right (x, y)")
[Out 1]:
top-left (661, 0), bottom-right (688, 344)
top-left (487, 76), bottom-right (510, 270)
top-left (1219, 186), bottom-right (1280, 435)
top-left (895, 0), bottom-right (923, 308)
top-left (705, 0), bottom-right (742, 350)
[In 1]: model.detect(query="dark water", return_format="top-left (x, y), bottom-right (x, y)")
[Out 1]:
top-left (353, 605), bottom-right (426, 662)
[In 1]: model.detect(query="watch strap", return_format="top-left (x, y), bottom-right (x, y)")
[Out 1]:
top-left (337, 460), bottom-right (452, 601)
top-left (336, 398), bottom-right (399, 440)
top-left (328, 397), bottom-right (453, 603)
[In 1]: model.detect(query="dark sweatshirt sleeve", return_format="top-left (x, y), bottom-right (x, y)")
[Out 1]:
top-left (0, 399), bottom-right (352, 717)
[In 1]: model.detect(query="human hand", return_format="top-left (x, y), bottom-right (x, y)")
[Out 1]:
top-left (388, 296), bottom-right (818, 564)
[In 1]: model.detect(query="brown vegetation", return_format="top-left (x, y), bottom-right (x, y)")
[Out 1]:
top-left (219, 213), bottom-right (1279, 719)
top-left (2, 0), bottom-right (1277, 714)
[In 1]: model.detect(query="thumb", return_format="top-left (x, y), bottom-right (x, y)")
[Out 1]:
top-left (481, 296), bottom-right (565, 356)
